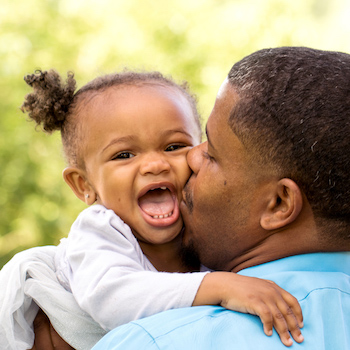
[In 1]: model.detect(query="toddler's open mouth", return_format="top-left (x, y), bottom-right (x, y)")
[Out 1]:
top-left (138, 184), bottom-right (180, 227)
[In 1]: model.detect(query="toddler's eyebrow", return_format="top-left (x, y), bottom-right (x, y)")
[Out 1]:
top-left (102, 135), bottom-right (136, 153)
top-left (159, 128), bottom-right (193, 139)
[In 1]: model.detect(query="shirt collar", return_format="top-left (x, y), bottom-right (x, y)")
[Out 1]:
top-left (238, 252), bottom-right (350, 278)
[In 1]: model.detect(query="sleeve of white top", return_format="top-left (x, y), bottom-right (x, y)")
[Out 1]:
top-left (61, 205), bottom-right (209, 331)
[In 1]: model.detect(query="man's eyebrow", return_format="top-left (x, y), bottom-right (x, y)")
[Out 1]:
top-left (205, 125), bottom-right (215, 150)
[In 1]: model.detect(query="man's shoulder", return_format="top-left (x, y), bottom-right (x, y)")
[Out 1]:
top-left (93, 253), bottom-right (350, 350)
top-left (134, 305), bottom-right (235, 336)
top-left (94, 306), bottom-right (294, 349)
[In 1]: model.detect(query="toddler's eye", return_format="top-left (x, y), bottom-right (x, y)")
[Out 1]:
top-left (165, 144), bottom-right (186, 152)
top-left (113, 152), bottom-right (135, 160)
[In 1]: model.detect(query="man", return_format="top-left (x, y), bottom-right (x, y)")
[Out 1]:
top-left (91, 47), bottom-right (350, 349)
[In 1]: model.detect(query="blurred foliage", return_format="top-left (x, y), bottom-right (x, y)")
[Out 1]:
top-left (1, 0), bottom-right (350, 268)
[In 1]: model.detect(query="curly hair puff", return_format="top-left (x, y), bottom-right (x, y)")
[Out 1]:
top-left (21, 70), bottom-right (76, 133)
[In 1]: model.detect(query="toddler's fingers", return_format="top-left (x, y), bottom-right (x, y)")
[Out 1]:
top-left (280, 290), bottom-right (304, 328)
top-left (257, 304), bottom-right (273, 337)
top-left (270, 305), bottom-right (294, 347)
top-left (255, 302), bottom-right (293, 347)
top-left (267, 280), bottom-right (304, 330)
top-left (273, 300), bottom-right (304, 345)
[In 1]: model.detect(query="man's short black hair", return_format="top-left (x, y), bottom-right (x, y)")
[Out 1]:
top-left (227, 47), bottom-right (350, 240)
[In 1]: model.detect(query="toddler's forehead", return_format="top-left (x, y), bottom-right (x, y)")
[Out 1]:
top-left (79, 83), bottom-right (190, 113)
top-left (76, 83), bottom-right (201, 140)
top-left (79, 83), bottom-right (183, 105)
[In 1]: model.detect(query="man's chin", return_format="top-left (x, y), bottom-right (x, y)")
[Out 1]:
top-left (179, 200), bottom-right (193, 233)
top-left (180, 235), bottom-right (201, 271)
top-left (181, 183), bottom-right (194, 214)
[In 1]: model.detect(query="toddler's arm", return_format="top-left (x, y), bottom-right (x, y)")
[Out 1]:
top-left (58, 206), bottom-right (209, 331)
top-left (193, 272), bottom-right (304, 347)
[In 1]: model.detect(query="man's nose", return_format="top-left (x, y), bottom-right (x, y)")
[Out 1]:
top-left (187, 142), bottom-right (206, 174)
top-left (140, 153), bottom-right (171, 176)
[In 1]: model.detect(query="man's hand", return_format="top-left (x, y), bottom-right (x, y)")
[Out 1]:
top-left (31, 309), bottom-right (74, 350)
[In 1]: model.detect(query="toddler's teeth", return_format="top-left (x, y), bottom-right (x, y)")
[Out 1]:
top-left (160, 186), bottom-right (167, 190)
top-left (151, 211), bottom-right (173, 219)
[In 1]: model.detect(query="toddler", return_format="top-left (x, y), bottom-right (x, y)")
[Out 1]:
top-left (21, 69), bottom-right (303, 348)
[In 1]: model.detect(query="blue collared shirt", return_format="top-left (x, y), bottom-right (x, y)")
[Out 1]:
top-left (93, 252), bottom-right (350, 349)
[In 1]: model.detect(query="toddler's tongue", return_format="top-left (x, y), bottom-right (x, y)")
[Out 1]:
top-left (139, 189), bottom-right (175, 216)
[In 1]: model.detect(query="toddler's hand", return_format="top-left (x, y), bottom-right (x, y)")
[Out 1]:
top-left (220, 274), bottom-right (304, 347)
top-left (193, 272), bottom-right (303, 347)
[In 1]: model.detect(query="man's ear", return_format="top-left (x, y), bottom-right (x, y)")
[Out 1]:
top-left (63, 167), bottom-right (96, 205)
top-left (260, 178), bottom-right (303, 230)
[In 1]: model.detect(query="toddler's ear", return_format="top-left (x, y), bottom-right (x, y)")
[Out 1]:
top-left (63, 167), bottom-right (96, 205)
top-left (260, 178), bottom-right (303, 230)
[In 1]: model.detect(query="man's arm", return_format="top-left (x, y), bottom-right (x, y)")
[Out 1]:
top-left (31, 309), bottom-right (74, 350)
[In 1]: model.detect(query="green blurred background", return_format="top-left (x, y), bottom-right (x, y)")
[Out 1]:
top-left (1, 0), bottom-right (350, 268)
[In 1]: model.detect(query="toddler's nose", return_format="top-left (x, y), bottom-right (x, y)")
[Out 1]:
top-left (140, 153), bottom-right (171, 175)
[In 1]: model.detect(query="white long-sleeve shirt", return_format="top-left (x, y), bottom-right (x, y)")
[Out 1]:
top-left (55, 204), bottom-right (208, 331)
top-left (0, 246), bottom-right (106, 350)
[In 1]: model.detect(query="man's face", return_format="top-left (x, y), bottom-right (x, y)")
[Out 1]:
top-left (181, 80), bottom-right (272, 272)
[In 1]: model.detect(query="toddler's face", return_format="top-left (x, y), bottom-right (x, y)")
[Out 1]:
top-left (81, 84), bottom-right (201, 246)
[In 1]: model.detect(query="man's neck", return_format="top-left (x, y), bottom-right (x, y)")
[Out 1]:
top-left (229, 223), bottom-right (331, 273)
